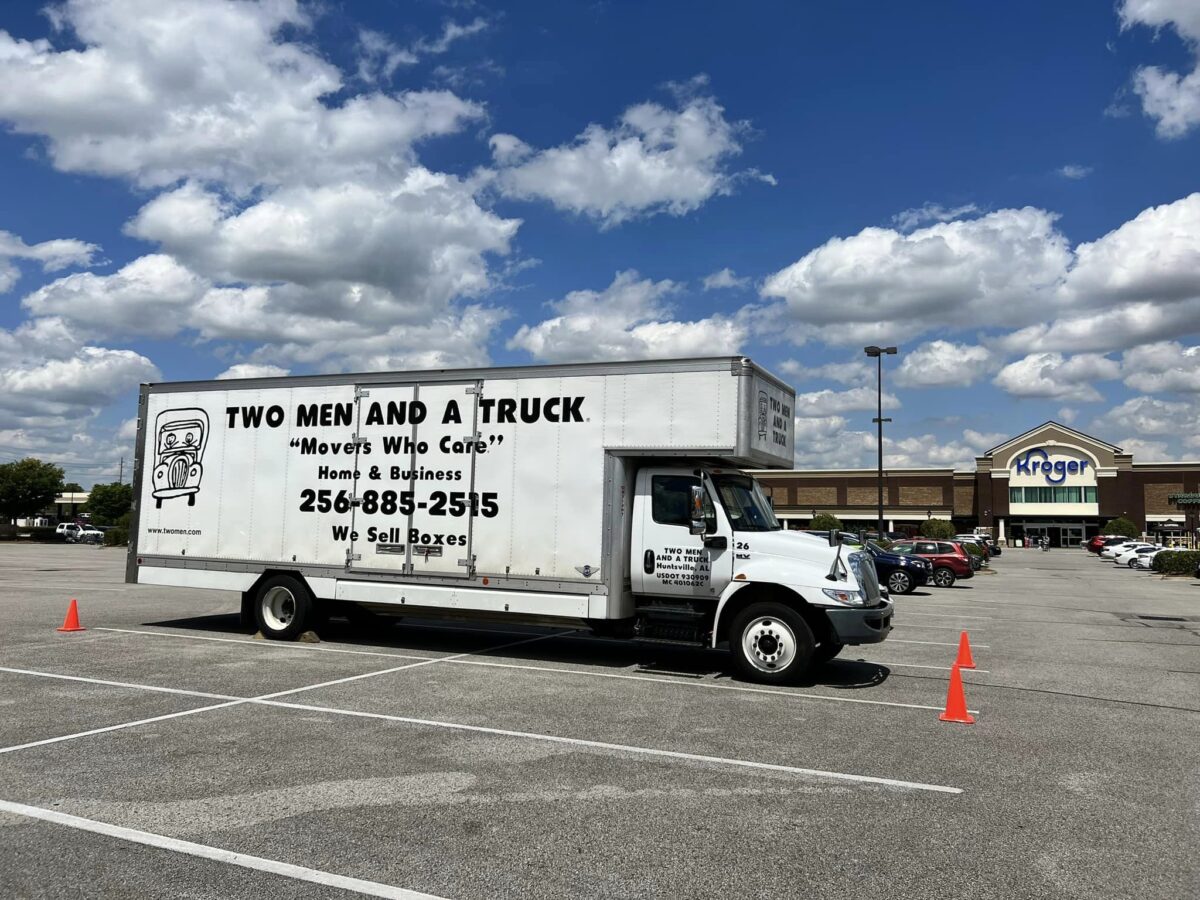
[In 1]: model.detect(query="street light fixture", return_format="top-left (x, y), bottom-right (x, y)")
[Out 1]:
top-left (864, 345), bottom-right (898, 540)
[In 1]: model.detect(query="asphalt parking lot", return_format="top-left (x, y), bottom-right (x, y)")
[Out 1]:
top-left (1, 545), bottom-right (1198, 899)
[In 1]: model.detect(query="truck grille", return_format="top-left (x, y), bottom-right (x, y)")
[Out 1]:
top-left (848, 551), bottom-right (882, 604)
top-left (168, 456), bottom-right (189, 488)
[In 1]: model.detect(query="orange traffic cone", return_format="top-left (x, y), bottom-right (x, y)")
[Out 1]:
top-left (56, 598), bottom-right (85, 633)
top-left (954, 630), bottom-right (976, 669)
top-left (939, 663), bottom-right (974, 724)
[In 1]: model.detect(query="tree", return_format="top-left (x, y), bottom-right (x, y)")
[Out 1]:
top-left (1104, 516), bottom-right (1139, 538)
top-left (919, 518), bottom-right (955, 539)
top-left (0, 458), bottom-right (64, 522)
top-left (86, 482), bottom-right (134, 526)
top-left (62, 482), bottom-right (85, 493)
top-left (809, 513), bottom-right (843, 532)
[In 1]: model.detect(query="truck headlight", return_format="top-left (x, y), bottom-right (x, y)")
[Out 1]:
top-left (822, 588), bottom-right (865, 606)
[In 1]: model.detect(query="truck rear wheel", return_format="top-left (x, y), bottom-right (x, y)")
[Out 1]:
top-left (729, 602), bottom-right (814, 684)
top-left (254, 574), bottom-right (316, 640)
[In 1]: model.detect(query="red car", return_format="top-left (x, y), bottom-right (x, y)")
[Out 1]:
top-left (1087, 535), bottom-right (1129, 554)
top-left (889, 540), bottom-right (975, 588)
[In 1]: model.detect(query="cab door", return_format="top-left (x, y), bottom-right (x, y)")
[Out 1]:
top-left (632, 468), bottom-right (732, 600)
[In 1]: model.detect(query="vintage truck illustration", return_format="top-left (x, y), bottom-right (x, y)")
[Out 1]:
top-left (151, 408), bottom-right (208, 508)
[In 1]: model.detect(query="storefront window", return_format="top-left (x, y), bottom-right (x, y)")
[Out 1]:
top-left (1012, 486), bottom-right (1091, 503)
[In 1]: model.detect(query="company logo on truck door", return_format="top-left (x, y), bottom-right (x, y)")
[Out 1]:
top-left (152, 408), bottom-right (208, 508)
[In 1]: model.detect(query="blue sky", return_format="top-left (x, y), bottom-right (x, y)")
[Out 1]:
top-left (0, 0), bottom-right (1197, 486)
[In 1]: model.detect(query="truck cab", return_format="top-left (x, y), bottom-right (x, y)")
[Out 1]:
top-left (629, 465), bottom-right (892, 683)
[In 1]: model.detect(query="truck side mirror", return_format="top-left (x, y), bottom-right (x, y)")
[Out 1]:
top-left (689, 485), bottom-right (707, 535)
top-left (829, 530), bottom-right (841, 547)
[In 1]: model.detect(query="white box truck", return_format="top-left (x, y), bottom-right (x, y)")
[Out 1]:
top-left (126, 357), bottom-right (892, 683)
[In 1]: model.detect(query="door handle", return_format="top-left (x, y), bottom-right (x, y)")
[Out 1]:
top-left (643, 550), bottom-right (655, 574)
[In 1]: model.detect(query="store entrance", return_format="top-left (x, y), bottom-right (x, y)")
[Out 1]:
top-left (1012, 522), bottom-right (1088, 548)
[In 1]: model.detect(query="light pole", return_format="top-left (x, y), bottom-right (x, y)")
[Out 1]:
top-left (864, 346), bottom-right (897, 540)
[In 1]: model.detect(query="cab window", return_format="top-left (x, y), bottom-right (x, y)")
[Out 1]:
top-left (651, 475), bottom-right (702, 527)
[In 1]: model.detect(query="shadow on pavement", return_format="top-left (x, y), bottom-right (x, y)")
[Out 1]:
top-left (144, 612), bottom-right (892, 691)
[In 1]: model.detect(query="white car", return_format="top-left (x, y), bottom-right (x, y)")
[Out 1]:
top-left (1112, 544), bottom-right (1158, 567)
top-left (1100, 541), bottom-right (1143, 559)
top-left (55, 522), bottom-right (83, 542)
top-left (75, 526), bottom-right (105, 544)
top-left (1133, 548), bottom-right (1167, 570)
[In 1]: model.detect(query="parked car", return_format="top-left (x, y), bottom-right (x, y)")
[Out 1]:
top-left (804, 530), bottom-right (865, 546)
top-left (55, 522), bottom-right (83, 542)
top-left (1133, 549), bottom-right (1165, 570)
top-left (1100, 540), bottom-right (1144, 560)
top-left (1112, 544), bottom-right (1159, 567)
top-left (863, 540), bottom-right (931, 594)
top-left (955, 535), bottom-right (991, 563)
top-left (889, 540), bottom-right (974, 587)
top-left (75, 526), bottom-right (105, 544)
top-left (1090, 535), bottom-right (1133, 555)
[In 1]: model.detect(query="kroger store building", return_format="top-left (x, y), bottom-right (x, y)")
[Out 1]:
top-left (755, 422), bottom-right (1200, 547)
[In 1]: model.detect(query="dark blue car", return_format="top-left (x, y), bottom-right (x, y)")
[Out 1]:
top-left (865, 541), bottom-right (931, 594)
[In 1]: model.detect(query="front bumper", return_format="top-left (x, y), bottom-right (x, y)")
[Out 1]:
top-left (823, 599), bottom-right (894, 646)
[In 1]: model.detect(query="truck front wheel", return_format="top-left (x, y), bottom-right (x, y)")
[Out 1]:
top-left (729, 602), bottom-right (814, 684)
top-left (254, 574), bottom-right (316, 640)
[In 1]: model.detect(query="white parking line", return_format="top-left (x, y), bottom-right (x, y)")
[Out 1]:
top-left (898, 611), bottom-right (993, 621)
top-left (0, 631), bottom-right (565, 756)
top-left (255, 698), bottom-right (964, 794)
top-left (0, 665), bottom-right (238, 701)
top-left (896, 623), bottom-right (982, 632)
top-left (0, 662), bottom-right (969, 793)
top-left (862, 661), bottom-right (990, 674)
top-left (95, 626), bottom-right (972, 713)
top-left (0, 799), bottom-right (446, 900)
top-left (888, 639), bottom-right (990, 648)
top-left (96, 627), bottom-right (432, 662)
top-left (438, 658), bottom-right (977, 713)
top-left (0, 699), bottom-right (248, 756)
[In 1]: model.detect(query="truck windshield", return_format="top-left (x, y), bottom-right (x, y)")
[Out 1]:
top-left (710, 474), bottom-right (781, 532)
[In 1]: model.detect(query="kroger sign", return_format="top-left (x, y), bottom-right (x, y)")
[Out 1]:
top-left (1013, 448), bottom-right (1090, 484)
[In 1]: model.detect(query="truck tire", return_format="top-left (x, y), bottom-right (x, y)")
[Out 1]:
top-left (932, 567), bottom-right (956, 588)
top-left (254, 574), bottom-right (317, 640)
top-left (729, 602), bottom-right (815, 685)
top-left (886, 570), bottom-right (913, 594)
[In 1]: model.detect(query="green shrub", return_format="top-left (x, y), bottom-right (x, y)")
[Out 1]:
top-left (919, 518), bottom-right (955, 539)
top-left (809, 513), bottom-right (843, 532)
top-left (1151, 550), bottom-right (1200, 575)
top-left (1104, 517), bottom-right (1139, 538)
top-left (103, 527), bottom-right (129, 547)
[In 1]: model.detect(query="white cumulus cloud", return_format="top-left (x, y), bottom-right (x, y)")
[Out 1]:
top-left (215, 363), bottom-right (291, 380)
top-left (894, 341), bottom-right (996, 388)
top-left (508, 270), bottom-right (746, 363)
top-left (0, 230), bottom-right (99, 293)
top-left (22, 254), bottom-right (207, 339)
top-left (1121, 341), bottom-right (1200, 392)
top-left (489, 77), bottom-right (771, 227)
top-left (1120, 0), bottom-right (1200, 138)
top-left (702, 268), bottom-right (751, 291)
top-left (792, 386), bottom-right (899, 418)
top-left (993, 352), bottom-right (1120, 402)
top-left (760, 207), bottom-right (1071, 346)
